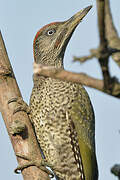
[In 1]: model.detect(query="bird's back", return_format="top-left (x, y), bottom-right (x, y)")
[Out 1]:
top-left (29, 76), bottom-right (98, 180)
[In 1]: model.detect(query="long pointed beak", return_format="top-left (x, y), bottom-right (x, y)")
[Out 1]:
top-left (55, 6), bottom-right (92, 54)
top-left (65, 6), bottom-right (92, 30)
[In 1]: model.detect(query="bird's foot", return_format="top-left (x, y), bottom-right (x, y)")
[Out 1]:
top-left (8, 97), bottom-right (31, 114)
top-left (15, 153), bottom-right (54, 178)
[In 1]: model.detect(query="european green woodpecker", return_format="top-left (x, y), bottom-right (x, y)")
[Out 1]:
top-left (30, 6), bottom-right (98, 180)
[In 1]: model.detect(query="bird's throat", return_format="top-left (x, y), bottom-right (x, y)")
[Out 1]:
top-left (35, 53), bottom-right (64, 68)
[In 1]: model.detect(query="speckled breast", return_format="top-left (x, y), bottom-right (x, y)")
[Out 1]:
top-left (29, 76), bottom-right (94, 180)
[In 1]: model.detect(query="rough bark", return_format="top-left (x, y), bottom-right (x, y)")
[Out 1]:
top-left (0, 31), bottom-right (50, 180)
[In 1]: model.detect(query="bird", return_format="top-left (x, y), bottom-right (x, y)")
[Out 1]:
top-left (29, 6), bottom-right (98, 180)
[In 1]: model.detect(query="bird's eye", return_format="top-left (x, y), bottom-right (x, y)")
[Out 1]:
top-left (47, 29), bottom-right (56, 36)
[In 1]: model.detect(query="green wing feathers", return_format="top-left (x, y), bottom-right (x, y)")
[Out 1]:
top-left (70, 86), bottom-right (98, 179)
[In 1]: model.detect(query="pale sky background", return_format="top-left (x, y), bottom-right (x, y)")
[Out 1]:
top-left (0, 0), bottom-right (120, 180)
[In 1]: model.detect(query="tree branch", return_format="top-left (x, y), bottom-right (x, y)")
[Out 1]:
top-left (33, 63), bottom-right (120, 98)
top-left (96, 0), bottom-right (113, 93)
top-left (74, 0), bottom-right (111, 93)
top-left (0, 31), bottom-right (50, 180)
top-left (73, 48), bottom-right (120, 63)
top-left (105, 0), bottom-right (120, 67)
top-left (73, 52), bottom-right (94, 63)
top-left (74, 0), bottom-right (120, 96)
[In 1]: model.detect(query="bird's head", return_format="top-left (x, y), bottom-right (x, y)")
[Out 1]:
top-left (33, 6), bottom-right (92, 68)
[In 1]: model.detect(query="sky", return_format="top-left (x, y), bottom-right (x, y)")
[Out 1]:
top-left (0, 0), bottom-right (120, 180)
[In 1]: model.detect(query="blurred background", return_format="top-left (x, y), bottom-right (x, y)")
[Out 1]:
top-left (0, 0), bottom-right (120, 179)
